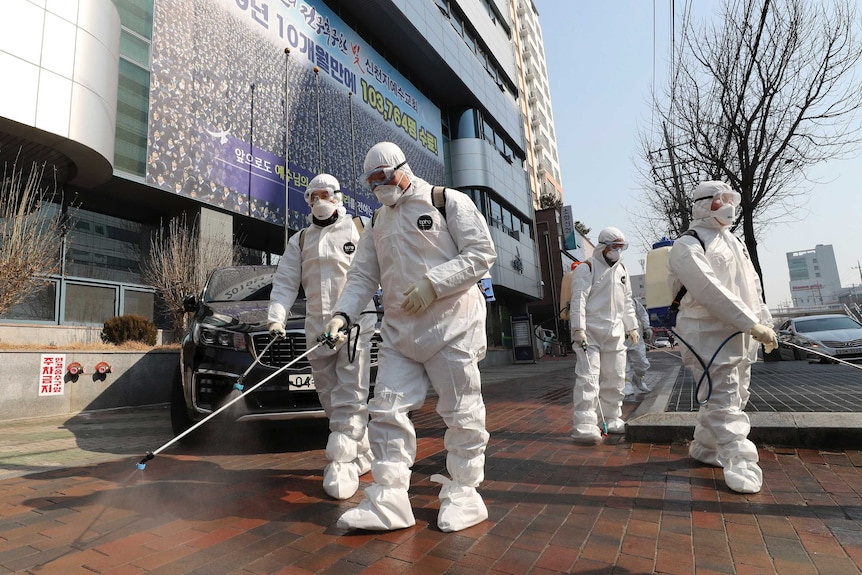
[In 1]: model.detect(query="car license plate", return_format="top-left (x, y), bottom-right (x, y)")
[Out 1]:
top-left (836, 347), bottom-right (862, 355)
top-left (288, 373), bottom-right (315, 391)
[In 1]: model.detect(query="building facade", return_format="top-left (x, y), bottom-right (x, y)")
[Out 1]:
top-left (511, 0), bottom-right (563, 209)
top-left (1, 0), bottom-right (571, 357)
top-left (787, 244), bottom-right (842, 308)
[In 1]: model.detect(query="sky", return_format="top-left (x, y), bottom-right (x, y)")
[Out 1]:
top-left (536, 1), bottom-right (862, 309)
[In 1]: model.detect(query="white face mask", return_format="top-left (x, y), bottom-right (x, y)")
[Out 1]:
top-left (713, 204), bottom-right (736, 227)
top-left (311, 199), bottom-right (337, 220)
top-left (373, 185), bottom-right (403, 207)
top-left (605, 248), bottom-right (622, 263)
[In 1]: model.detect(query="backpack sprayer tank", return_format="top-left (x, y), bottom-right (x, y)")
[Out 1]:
top-left (645, 237), bottom-right (675, 328)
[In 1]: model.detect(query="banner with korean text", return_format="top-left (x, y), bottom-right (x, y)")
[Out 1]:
top-left (147, 0), bottom-right (444, 230)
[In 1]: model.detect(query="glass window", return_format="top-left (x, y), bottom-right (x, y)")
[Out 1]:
top-left (114, 0), bottom-right (154, 39)
top-left (464, 31), bottom-right (476, 53)
top-left (457, 109), bottom-right (479, 139)
top-left (120, 30), bottom-right (150, 67)
top-left (489, 199), bottom-right (502, 228)
top-left (123, 289), bottom-right (155, 320)
top-left (482, 119), bottom-right (495, 145)
top-left (115, 59), bottom-right (150, 176)
top-left (0, 281), bottom-right (57, 322)
top-left (501, 207), bottom-right (512, 232)
top-left (65, 209), bottom-right (145, 284)
top-left (64, 284), bottom-right (117, 325)
top-left (451, 15), bottom-right (463, 37)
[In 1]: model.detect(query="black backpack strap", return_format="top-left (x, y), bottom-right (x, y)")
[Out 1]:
top-left (431, 186), bottom-right (447, 220)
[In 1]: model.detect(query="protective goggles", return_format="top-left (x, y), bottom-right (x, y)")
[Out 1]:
top-left (307, 186), bottom-right (338, 204)
top-left (603, 240), bottom-right (628, 250)
top-left (360, 161), bottom-right (407, 190)
top-left (694, 190), bottom-right (741, 207)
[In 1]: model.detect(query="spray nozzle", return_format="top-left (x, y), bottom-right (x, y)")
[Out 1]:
top-left (317, 331), bottom-right (346, 349)
top-left (136, 451), bottom-right (154, 470)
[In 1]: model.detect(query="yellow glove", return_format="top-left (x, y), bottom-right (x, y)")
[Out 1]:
top-left (750, 324), bottom-right (778, 353)
top-left (401, 278), bottom-right (437, 314)
top-left (627, 329), bottom-right (640, 346)
top-left (324, 315), bottom-right (348, 343)
top-left (572, 329), bottom-right (588, 350)
top-left (268, 321), bottom-right (286, 339)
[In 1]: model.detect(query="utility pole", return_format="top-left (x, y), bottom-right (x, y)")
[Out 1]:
top-left (853, 260), bottom-right (862, 285)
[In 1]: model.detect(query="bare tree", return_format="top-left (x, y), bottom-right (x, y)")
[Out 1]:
top-left (637, 0), bottom-right (862, 298)
top-left (141, 213), bottom-right (236, 339)
top-left (0, 159), bottom-right (68, 316)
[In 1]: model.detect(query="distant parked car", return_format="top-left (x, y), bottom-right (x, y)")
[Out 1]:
top-left (653, 336), bottom-right (671, 348)
top-left (776, 314), bottom-right (862, 363)
top-left (173, 265), bottom-right (378, 441)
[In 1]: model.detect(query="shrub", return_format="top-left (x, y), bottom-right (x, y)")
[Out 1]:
top-left (102, 315), bottom-right (158, 346)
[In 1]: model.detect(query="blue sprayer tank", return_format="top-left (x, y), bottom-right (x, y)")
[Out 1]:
top-left (645, 237), bottom-right (675, 328)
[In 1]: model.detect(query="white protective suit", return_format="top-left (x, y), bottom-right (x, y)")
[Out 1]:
top-left (667, 181), bottom-right (774, 494)
top-left (332, 142), bottom-right (496, 532)
top-left (267, 175), bottom-right (376, 500)
top-left (625, 299), bottom-right (652, 393)
top-left (569, 227), bottom-right (638, 442)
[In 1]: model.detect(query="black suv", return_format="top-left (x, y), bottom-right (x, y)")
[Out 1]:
top-left (172, 265), bottom-right (378, 438)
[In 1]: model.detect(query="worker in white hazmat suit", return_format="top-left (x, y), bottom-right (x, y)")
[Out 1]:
top-left (324, 142), bottom-right (496, 532)
top-left (267, 173), bottom-right (375, 500)
top-left (569, 227), bottom-right (639, 443)
top-left (667, 181), bottom-right (778, 494)
top-left (624, 298), bottom-right (652, 395)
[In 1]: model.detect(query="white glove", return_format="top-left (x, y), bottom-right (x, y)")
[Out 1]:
top-left (627, 329), bottom-right (640, 346)
top-left (268, 322), bottom-right (286, 339)
top-left (572, 329), bottom-right (588, 349)
top-left (324, 315), bottom-right (347, 343)
top-left (750, 324), bottom-right (778, 353)
top-left (401, 278), bottom-right (437, 314)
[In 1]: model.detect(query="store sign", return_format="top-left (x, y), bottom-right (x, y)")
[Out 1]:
top-left (561, 205), bottom-right (578, 250)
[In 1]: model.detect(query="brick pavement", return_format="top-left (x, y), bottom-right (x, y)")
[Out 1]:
top-left (1, 353), bottom-right (861, 574)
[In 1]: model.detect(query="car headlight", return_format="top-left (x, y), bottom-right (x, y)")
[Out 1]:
top-left (197, 326), bottom-right (247, 351)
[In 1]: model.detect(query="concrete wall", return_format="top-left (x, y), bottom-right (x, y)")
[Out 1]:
top-left (0, 324), bottom-right (175, 347)
top-left (0, 350), bottom-right (179, 421)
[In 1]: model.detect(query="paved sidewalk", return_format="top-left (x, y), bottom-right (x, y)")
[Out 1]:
top-left (0, 353), bottom-right (861, 573)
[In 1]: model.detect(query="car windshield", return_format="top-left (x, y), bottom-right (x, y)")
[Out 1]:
top-left (203, 266), bottom-right (275, 303)
top-left (795, 316), bottom-right (862, 333)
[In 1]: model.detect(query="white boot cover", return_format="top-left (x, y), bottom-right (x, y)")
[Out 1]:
top-left (323, 461), bottom-right (359, 500)
top-left (723, 458), bottom-right (762, 494)
top-left (431, 474), bottom-right (488, 532)
top-left (571, 424), bottom-right (602, 444)
top-left (337, 462), bottom-right (415, 531)
top-left (336, 484), bottom-right (415, 530)
top-left (605, 418), bottom-right (626, 434)
top-left (354, 431), bottom-right (372, 476)
top-left (323, 431), bottom-right (360, 499)
top-left (689, 441), bottom-right (721, 467)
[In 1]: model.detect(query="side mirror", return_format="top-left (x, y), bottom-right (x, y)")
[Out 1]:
top-left (182, 294), bottom-right (198, 312)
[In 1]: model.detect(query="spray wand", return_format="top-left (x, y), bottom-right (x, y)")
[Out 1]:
top-left (137, 330), bottom-right (346, 469)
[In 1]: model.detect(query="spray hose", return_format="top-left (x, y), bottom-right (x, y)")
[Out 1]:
top-left (137, 338), bottom-right (329, 469)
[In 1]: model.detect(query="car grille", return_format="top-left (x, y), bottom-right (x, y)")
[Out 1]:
top-left (821, 338), bottom-right (862, 348)
top-left (251, 332), bottom-right (312, 370)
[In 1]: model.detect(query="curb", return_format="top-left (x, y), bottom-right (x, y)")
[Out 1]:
top-left (625, 362), bottom-right (862, 449)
